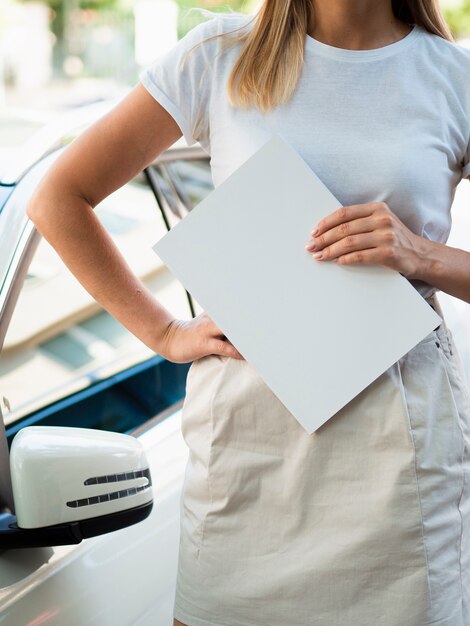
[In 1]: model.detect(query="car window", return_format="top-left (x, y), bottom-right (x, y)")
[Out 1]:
top-left (0, 168), bottom-right (199, 427)
top-left (148, 158), bottom-right (214, 221)
top-left (165, 158), bottom-right (215, 209)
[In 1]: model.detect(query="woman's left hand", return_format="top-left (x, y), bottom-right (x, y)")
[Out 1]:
top-left (304, 201), bottom-right (427, 278)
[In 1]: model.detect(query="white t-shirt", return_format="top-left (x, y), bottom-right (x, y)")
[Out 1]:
top-left (139, 13), bottom-right (470, 299)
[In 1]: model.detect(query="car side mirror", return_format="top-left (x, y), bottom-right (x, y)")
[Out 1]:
top-left (0, 426), bottom-right (153, 549)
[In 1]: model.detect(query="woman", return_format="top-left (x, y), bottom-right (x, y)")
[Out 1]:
top-left (26, 1), bottom-right (470, 624)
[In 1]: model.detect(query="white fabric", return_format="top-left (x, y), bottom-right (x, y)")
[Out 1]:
top-left (173, 296), bottom-right (470, 626)
top-left (138, 15), bottom-right (470, 626)
top-left (139, 13), bottom-right (470, 300)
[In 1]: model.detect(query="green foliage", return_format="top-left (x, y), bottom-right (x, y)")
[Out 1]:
top-left (18, 0), bottom-right (118, 8)
top-left (443, 2), bottom-right (470, 37)
top-left (175, 0), bottom-right (251, 38)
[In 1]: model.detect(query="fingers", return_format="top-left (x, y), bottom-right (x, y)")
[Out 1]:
top-left (208, 337), bottom-right (245, 360)
top-left (312, 203), bottom-right (377, 236)
top-left (305, 202), bottom-right (402, 266)
top-left (306, 216), bottom-right (376, 253)
top-left (314, 232), bottom-right (391, 261)
top-left (196, 314), bottom-right (245, 360)
top-left (334, 248), bottom-right (389, 266)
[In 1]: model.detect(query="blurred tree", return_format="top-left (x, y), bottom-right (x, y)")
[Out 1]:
top-left (19, 0), bottom-right (128, 76)
top-left (17, 0), bottom-right (254, 76)
top-left (443, 1), bottom-right (470, 37)
top-left (175, 0), bottom-right (254, 37)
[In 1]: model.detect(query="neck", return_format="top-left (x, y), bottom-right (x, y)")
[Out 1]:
top-left (308, 1), bottom-right (412, 50)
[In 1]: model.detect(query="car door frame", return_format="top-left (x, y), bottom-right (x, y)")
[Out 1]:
top-left (0, 141), bottom-right (209, 514)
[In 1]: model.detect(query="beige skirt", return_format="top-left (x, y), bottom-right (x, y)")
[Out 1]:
top-left (173, 294), bottom-right (470, 626)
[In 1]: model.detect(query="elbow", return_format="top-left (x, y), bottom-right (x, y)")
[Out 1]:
top-left (25, 160), bottom-right (93, 228)
top-left (26, 201), bottom-right (52, 237)
top-left (25, 189), bottom-right (44, 226)
top-left (25, 174), bottom-right (51, 225)
top-left (25, 175), bottom-right (62, 227)
top-left (25, 193), bottom-right (41, 223)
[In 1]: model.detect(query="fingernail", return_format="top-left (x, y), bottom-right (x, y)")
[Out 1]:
top-left (311, 227), bottom-right (319, 236)
top-left (312, 251), bottom-right (322, 259)
top-left (305, 241), bottom-right (316, 250)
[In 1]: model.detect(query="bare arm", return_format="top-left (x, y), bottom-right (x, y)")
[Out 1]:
top-left (26, 83), bottom-right (244, 362)
top-left (407, 238), bottom-right (470, 304)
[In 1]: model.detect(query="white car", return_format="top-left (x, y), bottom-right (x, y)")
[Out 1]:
top-left (0, 100), bottom-right (210, 625)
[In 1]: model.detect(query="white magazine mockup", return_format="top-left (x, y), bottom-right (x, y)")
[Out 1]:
top-left (152, 134), bottom-right (441, 434)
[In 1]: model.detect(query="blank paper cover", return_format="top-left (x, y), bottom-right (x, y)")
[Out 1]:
top-left (153, 134), bottom-right (441, 433)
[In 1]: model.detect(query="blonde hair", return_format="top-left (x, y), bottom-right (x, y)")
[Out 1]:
top-left (187, 1), bottom-right (454, 113)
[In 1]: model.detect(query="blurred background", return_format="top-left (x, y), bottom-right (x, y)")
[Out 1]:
top-left (1, 0), bottom-right (470, 148)
top-left (0, 0), bottom-right (261, 148)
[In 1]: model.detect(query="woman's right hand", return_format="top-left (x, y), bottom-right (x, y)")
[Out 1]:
top-left (159, 312), bottom-right (245, 363)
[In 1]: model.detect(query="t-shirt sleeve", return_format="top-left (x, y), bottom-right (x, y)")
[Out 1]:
top-left (138, 17), bottom-right (219, 148)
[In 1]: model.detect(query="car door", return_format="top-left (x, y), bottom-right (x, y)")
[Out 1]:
top-left (0, 147), bottom-right (214, 626)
